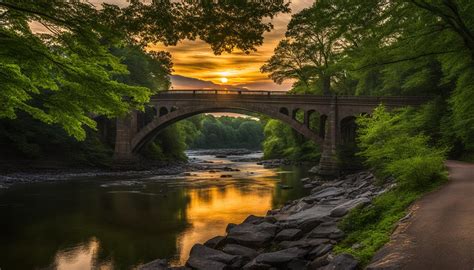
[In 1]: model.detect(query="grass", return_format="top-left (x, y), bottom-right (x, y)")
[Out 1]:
top-left (333, 178), bottom-right (447, 267)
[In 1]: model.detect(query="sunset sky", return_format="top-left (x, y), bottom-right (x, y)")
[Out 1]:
top-left (153, 0), bottom-right (314, 90)
top-left (31, 0), bottom-right (314, 91)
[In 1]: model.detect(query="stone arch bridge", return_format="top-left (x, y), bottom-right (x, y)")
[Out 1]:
top-left (114, 90), bottom-right (428, 175)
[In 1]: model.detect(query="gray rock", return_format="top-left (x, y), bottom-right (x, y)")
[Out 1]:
top-left (320, 253), bottom-right (358, 270)
top-left (309, 166), bottom-right (319, 174)
top-left (222, 244), bottom-right (258, 259)
top-left (287, 258), bottom-right (310, 269)
top-left (308, 244), bottom-right (333, 258)
top-left (242, 260), bottom-right (272, 270)
top-left (279, 238), bottom-right (330, 249)
top-left (275, 228), bottom-right (303, 241)
top-left (330, 197), bottom-right (370, 217)
top-left (254, 247), bottom-right (308, 266)
top-left (310, 187), bottom-right (345, 200)
top-left (263, 216), bottom-right (277, 224)
top-left (301, 177), bottom-right (311, 183)
top-left (139, 259), bottom-right (168, 270)
top-left (243, 215), bottom-right (265, 225)
top-left (204, 236), bottom-right (226, 249)
top-left (304, 183), bottom-right (315, 189)
top-left (309, 222), bottom-right (343, 238)
top-left (308, 254), bottom-right (330, 269)
top-left (226, 223), bottom-right (237, 233)
top-left (356, 191), bottom-right (373, 198)
top-left (283, 204), bottom-right (333, 224)
top-left (298, 216), bottom-right (325, 232)
top-left (227, 222), bottom-right (278, 247)
top-left (186, 244), bottom-right (238, 270)
top-left (186, 258), bottom-right (227, 270)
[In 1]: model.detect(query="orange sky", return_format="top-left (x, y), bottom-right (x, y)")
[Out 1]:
top-left (149, 0), bottom-right (314, 90)
top-left (32, 0), bottom-right (314, 91)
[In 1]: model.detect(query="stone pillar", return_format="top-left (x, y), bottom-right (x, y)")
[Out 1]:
top-left (113, 111), bottom-right (139, 167)
top-left (304, 110), bottom-right (310, 128)
top-left (318, 96), bottom-right (339, 176)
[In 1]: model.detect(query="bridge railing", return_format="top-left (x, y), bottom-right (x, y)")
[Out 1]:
top-left (155, 90), bottom-right (430, 105)
top-left (158, 89), bottom-right (287, 95)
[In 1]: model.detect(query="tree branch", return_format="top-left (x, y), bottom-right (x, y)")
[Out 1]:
top-left (352, 50), bottom-right (459, 71)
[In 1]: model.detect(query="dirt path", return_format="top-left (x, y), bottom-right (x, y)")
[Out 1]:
top-left (368, 160), bottom-right (474, 270)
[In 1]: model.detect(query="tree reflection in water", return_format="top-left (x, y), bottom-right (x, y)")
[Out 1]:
top-left (0, 157), bottom-right (309, 270)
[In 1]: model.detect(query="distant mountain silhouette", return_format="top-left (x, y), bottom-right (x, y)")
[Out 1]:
top-left (170, 75), bottom-right (247, 90)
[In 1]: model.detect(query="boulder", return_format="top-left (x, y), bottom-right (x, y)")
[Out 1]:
top-left (227, 222), bottom-right (278, 247)
top-left (309, 222), bottom-right (343, 239)
top-left (308, 254), bottom-right (330, 269)
top-left (308, 166), bottom-right (319, 174)
top-left (139, 259), bottom-right (168, 270)
top-left (222, 244), bottom-right (258, 259)
top-left (309, 187), bottom-right (345, 200)
top-left (243, 215), bottom-right (265, 225)
top-left (254, 247), bottom-right (308, 266)
top-left (297, 216), bottom-right (325, 232)
top-left (186, 258), bottom-right (227, 270)
top-left (186, 244), bottom-right (238, 270)
top-left (242, 260), bottom-right (271, 270)
top-left (275, 228), bottom-right (303, 241)
top-left (279, 238), bottom-right (330, 249)
top-left (204, 236), bottom-right (226, 249)
top-left (283, 204), bottom-right (333, 224)
top-left (300, 177), bottom-right (311, 183)
top-left (287, 259), bottom-right (310, 269)
top-left (330, 197), bottom-right (370, 217)
top-left (320, 253), bottom-right (358, 270)
top-left (226, 223), bottom-right (237, 233)
top-left (304, 183), bottom-right (315, 189)
top-left (308, 244), bottom-right (333, 259)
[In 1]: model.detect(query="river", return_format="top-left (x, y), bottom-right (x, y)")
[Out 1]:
top-left (0, 151), bottom-right (310, 270)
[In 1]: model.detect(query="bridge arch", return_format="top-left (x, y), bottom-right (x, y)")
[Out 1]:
top-left (131, 105), bottom-right (324, 154)
top-left (114, 90), bottom-right (429, 175)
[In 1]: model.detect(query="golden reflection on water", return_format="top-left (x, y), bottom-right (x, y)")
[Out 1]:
top-left (171, 160), bottom-right (279, 265)
top-left (49, 155), bottom-right (284, 269)
top-left (54, 238), bottom-right (113, 270)
top-left (174, 185), bottom-right (274, 265)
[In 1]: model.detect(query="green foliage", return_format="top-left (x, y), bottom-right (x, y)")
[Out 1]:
top-left (357, 106), bottom-right (447, 190)
top-left (334, 188), bottom-right (426, 266)
top-left (191, 115), bottom-right (264, 149)
top-left (0, 0), bottom-right (289, 140)
top-left (334, 105), bottom-right (449, 266)
top-left (262, 119), bottom-right (320, 161)
top-left (262, 0), bottom-right (474, 157)
top-left (142, 124), bottom-right (188, 161)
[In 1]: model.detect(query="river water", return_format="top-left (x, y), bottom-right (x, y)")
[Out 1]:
top-left (0, 151), bottom-right (310, 270)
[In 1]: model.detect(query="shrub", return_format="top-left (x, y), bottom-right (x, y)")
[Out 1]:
top-left (356, 106), bottom-right (447, 190)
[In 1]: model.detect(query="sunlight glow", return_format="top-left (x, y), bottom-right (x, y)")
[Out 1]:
top-left (220, 77), bottom-right (228, 83)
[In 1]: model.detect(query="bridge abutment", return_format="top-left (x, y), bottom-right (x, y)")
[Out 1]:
top-left (113, 112), bottom-right (139, 168)
top-left (318, 97), bottom-right (339, 176)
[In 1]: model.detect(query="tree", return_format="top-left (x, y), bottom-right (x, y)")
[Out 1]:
top-left (262, 0), bottom-right (353, 95)
top-left (261, 39), bottom-right (314, 90)
top-left (0, 0), bottom-right (289, 140)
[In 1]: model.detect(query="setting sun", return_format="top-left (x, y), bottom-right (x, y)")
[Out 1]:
top-left (220, 77), bottom-right (228, 83)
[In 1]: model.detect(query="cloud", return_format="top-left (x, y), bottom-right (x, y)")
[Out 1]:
top-left (170, 75), bottom-right (294, 91)
top-left (152, 0), bottom-right (314, 90)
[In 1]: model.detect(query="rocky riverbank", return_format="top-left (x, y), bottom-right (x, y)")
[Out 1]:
top-left (140, 170), bottom-right (394, 270)
top-left (0, 161), bottom-right (203, 189)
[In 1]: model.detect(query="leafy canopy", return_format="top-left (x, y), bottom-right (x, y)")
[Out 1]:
top-left (0, 0), bottom-right (289, 140)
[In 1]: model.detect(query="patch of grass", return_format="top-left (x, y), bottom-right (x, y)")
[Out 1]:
top-left (334, 178), bottom-right (446, 266)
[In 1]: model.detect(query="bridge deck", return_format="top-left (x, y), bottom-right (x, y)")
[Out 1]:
top-left (154, 90), bottom-right (429, 107)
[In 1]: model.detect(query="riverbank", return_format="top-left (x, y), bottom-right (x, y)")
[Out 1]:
top-left (0, 149), bottom-right (306, 190)
top-left (140, 170), bottom-right (394, 270)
